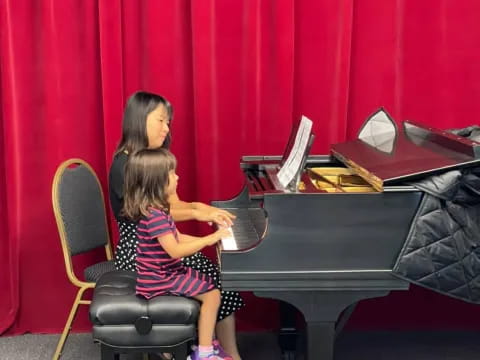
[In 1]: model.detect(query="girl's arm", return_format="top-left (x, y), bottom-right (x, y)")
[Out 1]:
top-left (177, 231), bottom-right (201, 243)
top-left (158, 228), bottom-right (230, 259)
top-left (169, 192), bottom-right (236, 226)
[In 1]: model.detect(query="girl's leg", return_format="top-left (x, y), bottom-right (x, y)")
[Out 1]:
top-left (194, 289), bottom-right (221, 346)
top-left (215, 314), bottom-right (241, 360)
top-left (183, 253), bottom-right (243, 358)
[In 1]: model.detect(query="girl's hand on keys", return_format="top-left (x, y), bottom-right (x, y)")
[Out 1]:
top-left (206, 228), bottom-right (231, 245)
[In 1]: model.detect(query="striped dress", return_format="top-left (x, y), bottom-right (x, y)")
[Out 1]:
top-left (136, 208), bottom-right (215, 299)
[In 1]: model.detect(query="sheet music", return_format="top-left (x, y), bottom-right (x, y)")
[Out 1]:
top-left (277, 115), bottom-right (313, 188)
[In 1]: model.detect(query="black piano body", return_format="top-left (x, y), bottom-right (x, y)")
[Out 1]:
top-left (212, 111), bottom-right (480, 360)
top-left (213, 156), bottom-right (419, 360)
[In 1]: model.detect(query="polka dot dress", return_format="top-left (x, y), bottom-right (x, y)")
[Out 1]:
top-left (183, 252), bottom-right (245, 321)
top-left (114, 221), bottom-right (138, 271)
top-left (114, 220), bottom-right (245, 321)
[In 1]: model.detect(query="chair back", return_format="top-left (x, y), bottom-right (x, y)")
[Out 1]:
top-left (52, 159), bottom-right (113, 283)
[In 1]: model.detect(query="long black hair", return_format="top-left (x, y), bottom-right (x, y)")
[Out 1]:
top-left (114, 91), bottom-right (173, 156)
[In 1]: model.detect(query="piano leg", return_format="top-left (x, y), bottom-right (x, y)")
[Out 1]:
top-left (279, 301), bottom-right (298, 360)
top-left (307, 321), bottom-right (339, 359)
top-left (255, 290), bottom-right (391, 360)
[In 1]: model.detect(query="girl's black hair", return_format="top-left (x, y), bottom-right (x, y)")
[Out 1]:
top-left (115, 91), bottom-right (173, 156)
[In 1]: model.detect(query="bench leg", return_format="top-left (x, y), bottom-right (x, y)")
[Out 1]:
top-left (174, 344), bottom-right (189, 360)
top-left (101, 344), bottom-right (120, 360)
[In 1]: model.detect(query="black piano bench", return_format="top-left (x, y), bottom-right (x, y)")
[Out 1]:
top-left (89, 270), bottom-right (200, 360)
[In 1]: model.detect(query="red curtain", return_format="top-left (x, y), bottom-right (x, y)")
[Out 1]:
top-left (2, 0), bottom-right (480, 335)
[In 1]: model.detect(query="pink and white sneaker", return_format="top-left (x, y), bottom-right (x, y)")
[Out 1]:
top-left (212, 340), bottom-right (233, 360)
top-left (188, 341), bottom-right (232, 360)
top-left (188, 348), bottom-right (221, 360)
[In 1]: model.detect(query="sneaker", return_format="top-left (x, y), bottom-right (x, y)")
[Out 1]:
top-left (187, 348), bottom-right (223, 360)
top-left (212, 340), bottom-right (233, 360)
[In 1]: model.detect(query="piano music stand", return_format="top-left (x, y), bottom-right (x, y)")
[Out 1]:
top-left (287, 133), bottom-right (315, 192)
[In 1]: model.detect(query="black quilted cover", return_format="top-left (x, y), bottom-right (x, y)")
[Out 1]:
top-left (393, 126), bottom-right (480, 303)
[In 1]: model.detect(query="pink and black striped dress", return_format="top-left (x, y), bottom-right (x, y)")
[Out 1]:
top-left (136, 208), bottom-right (215, 299)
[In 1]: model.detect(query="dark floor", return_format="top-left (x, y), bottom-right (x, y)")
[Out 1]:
top-left (1, 331), bottom-right (479, 360)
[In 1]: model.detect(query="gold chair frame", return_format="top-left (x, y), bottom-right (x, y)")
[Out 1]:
top-left (51, 158), bottom-right (113, 360)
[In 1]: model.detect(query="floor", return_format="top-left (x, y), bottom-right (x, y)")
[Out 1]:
top-left (1, 330), bottom-right (480, 360)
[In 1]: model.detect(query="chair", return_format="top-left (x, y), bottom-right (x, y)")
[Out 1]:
top-left (52, 158), bottom-right (115, 359)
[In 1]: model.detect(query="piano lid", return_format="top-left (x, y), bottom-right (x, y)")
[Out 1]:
top-left (330, 108), bottom-right (480, 191)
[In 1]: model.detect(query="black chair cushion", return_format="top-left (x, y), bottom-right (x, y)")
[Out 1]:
top-left (89, 270), bottom-right (200, 348)
top-left (84, 260), bottom-right (116, 283)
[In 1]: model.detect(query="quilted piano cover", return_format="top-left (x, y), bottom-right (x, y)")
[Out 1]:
top-left (393, 126), bottom-right (480, 303)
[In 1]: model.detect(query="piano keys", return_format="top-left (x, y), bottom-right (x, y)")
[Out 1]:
top-left (218, 208), bottom-right (266, 251)
top-left (219, 227), bottom-right (237, 251)
top-left (212, 110), bottom-right (480, 360)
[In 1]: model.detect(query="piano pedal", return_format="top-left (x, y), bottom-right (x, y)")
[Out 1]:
top-left (282, 351), bottom-right (296, 360)
top-left (278, 301), bottom-right (299, 359)
top-left (279, 328), bottom-right (298, 360)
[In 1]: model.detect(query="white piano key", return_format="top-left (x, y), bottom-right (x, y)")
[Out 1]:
top-left (221, 227), bottom-right (238, 251)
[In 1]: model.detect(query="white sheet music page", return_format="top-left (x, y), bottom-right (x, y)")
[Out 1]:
top-left (277, 115), bottom-right (313, 188)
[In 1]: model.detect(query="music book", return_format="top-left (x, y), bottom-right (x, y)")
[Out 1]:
top-left (277, 115), bottom-right (314, 189)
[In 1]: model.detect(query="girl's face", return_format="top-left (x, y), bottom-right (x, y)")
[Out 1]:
top-left (166, 169), bottom-right (179, 196)
top-left (146, 104), bottom-right (170, 149)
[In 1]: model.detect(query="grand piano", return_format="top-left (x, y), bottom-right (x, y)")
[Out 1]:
top-left (212, 110), bottom-right (480, 360)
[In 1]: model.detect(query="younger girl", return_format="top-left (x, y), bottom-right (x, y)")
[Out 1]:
top-left (123, 148), bottom-right (231, 360)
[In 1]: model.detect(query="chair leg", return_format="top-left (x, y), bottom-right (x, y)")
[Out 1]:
top-left (52, 287), bottom-right (89, 360)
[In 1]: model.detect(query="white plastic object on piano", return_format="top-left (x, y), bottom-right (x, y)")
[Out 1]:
top-left (221, 227), bottom-right (238, 251)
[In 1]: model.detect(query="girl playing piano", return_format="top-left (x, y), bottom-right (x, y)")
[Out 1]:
top-left (122, 148), bottom-right (231, 360)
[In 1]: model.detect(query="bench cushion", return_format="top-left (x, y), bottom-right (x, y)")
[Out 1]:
top-left (89, 270), bottom-right (200, 348)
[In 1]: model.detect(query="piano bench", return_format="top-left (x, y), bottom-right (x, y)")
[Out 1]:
top-left (89, 270), bottom-right (199, 360)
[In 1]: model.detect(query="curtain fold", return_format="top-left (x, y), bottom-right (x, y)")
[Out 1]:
top-left (293, 0), bottom-right (354, 152)
top-left (2, 0), bottom-right (480, 334)
top-left (0, 0), bottom-right (108, 333)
